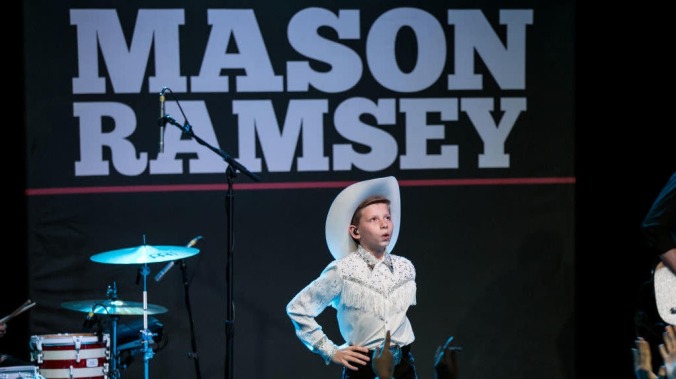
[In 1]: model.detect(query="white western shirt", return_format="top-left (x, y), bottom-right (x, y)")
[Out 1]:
top-left (286, 245), bottom-right (417, 363)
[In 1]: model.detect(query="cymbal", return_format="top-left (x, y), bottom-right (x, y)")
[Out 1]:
top-left (90, 244), bottom-right (199, 264)
top-left (61, 299), bottom-right (168, 315)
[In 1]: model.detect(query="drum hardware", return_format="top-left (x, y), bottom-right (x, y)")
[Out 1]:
top-left (87, 237), bottom-right (200, 379)
top-left (115, 316), bottom-right (165, 371)
top-left (60, 282), bottom-right (168, 379)
top-left (52, 238), bottom-right (199, 379)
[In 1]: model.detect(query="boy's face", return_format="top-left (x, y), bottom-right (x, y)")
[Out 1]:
top-left (349, 202), bottom-right (392, 255)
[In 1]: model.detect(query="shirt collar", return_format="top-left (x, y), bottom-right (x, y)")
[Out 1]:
top-left (356, 245), bottom-right (393, 272)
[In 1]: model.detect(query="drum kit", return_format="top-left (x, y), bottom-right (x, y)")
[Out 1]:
top-left (11, 242), bottom-right (201, 379)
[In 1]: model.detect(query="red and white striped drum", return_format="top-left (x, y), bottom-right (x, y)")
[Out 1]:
top-left (0, 365), bottom-right (44, 379)
top-left (29, 333), bottom-right (109, 379)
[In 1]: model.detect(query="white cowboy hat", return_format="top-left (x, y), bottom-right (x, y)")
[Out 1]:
top-left (325, 176), bottom-right (400, 260)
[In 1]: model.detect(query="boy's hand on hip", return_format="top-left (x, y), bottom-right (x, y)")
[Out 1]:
top-left (333, 345), bottom-right (371, 370)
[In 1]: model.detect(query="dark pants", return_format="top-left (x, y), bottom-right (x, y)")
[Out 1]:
top-left (341, 345), bottom-right (417, 379)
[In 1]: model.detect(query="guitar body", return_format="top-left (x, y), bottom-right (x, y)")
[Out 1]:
top-left (654, 261), bottom-right (676, 325)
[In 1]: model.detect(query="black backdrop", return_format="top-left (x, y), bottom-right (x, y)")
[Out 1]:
top-left (3, 1), bottom-right (674, 379)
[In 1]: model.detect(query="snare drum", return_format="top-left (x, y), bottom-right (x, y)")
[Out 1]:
top-left (29, 333), bottom-right (109, 379)
top-left (0, 365), bottom-right (43, 379)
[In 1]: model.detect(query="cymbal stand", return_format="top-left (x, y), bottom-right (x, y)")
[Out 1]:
top-left (139, 263), bottom-right (154, 379)
top-left (106, 282), bottom-right (121, 379)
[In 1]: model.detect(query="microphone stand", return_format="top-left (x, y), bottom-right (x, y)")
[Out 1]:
top-left (162, 114), bottom-right (260, 379)
top-left (224, 166), bottom-right (235, 379)
top-left (180, 259), bottom-right (202, 379)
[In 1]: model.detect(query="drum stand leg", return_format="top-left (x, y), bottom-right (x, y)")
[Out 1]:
top-left (110, 315), bottom-right (120, 379)
top-left (139, 263), bottom-right (154, 379)
top-left (107, 283), bottom-right (121, 379)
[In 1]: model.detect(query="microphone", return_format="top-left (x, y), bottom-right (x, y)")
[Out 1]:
top-left (154, 236), bottom-right (203, 282)
top-left (158, 87), bottom-right (168, 153)
top-left (82, 308), bottom-right (98, 330)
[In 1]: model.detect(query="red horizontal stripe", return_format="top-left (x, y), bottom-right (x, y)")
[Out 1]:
top-left (37, 346), bottom-right (104, 351)
top-left (25, 176), bottom-right (575, 196)
top-left (38, 358), bottom-right (107, 369)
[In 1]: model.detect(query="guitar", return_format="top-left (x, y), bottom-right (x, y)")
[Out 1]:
top-left (654, 261), bottom-right (676, 325)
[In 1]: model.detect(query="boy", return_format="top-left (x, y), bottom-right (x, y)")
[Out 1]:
top-left (286, 176), bottom-right (418, 379)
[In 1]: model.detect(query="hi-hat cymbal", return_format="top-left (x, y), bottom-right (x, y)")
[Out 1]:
top-left (90, 244), bottom-right (199, 264)
top-left (61, 299), bottom-right (168, 315)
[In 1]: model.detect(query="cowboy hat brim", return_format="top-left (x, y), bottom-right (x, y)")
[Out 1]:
top-left (325, 176), bottom-right (400, 260)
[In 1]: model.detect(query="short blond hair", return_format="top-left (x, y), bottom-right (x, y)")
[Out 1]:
top-left (350, 195), bottom-right (391, 226)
